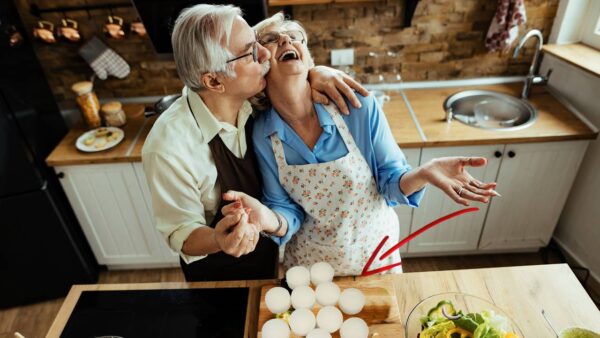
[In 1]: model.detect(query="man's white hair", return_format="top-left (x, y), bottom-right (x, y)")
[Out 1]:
top-left (171, 4), bottom-right (240, 92)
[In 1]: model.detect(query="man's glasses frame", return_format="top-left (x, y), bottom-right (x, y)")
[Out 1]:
top-left (226, 40), bottom-right (258, 64)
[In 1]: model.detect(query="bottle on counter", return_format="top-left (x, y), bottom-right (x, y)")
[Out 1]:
top-left (71, 81), bottom-right (101, 129)
top-left (101, 101), bottom-right (127, 127)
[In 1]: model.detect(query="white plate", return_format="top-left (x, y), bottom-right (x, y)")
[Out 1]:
top-left (75, 127), bottom-right (125, 153)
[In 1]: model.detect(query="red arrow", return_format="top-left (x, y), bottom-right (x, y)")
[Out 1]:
top-left (361, 207), bottom-right (479, 276)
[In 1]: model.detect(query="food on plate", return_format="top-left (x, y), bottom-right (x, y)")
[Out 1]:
top-left (560, 328), bottom-right (600, 338)
top-left (338, 288), bottom-right (365, 315)
top-left (291, 285), bottom-right (315, 309)
top-left (94, 137), bottom-right (107, 148)
top-left (83, 135), bottom-right (95, 146)
top-left (315, 281), bottom-right (340, 306)
top-left (418, 300), bottom-right (520, 338)
top-left (289, 308), bottom-right (316, 336)
top-left (310, 261), bottom-right (335, 285)
top-left (339, 317), bottom-right (369, 338)
top-left (286, 265), bottom-right (310, 290)
top-left (316, 306), bottom-right (343, 333)
top-left (261, 318), bottom-right (290, 338)
top-left (306, 328), bottom-right (332, 338)
top-left (265, 286), bottom-right (291, 314)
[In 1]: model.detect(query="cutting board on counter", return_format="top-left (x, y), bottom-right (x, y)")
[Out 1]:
top-left (257, 277), bottom-right (404, 337)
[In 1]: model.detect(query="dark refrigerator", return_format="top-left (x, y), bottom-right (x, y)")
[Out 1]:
top-left (0, 0), bottom-right (99, 308)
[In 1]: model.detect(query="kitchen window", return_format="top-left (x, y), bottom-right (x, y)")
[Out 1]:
top-left (581, 0), bottom-right (600, 49)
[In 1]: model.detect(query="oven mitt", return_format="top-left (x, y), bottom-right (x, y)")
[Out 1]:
top-left (79, 36), bottom-right (130, 80)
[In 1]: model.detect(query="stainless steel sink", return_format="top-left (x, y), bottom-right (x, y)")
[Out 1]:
top-left (443, 90), bottom-right (537, 131)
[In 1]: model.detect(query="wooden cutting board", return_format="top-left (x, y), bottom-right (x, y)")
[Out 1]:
top-left (257, 277), bottom-right (404, 337)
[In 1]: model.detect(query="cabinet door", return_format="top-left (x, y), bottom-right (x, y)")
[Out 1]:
top-left (408, 145), bottom-right (503, 253)
top-left (133, 162), bottom-right (179, 264)
top-left (57, 163), bottom-right (169, 266)
top-left (479, 141), bottom-right (588, 250)
top-left (393, 148), bottom-right (421, 253)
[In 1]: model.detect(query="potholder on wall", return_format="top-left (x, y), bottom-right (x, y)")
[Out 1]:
top-left (485, 0), bottom-right (527, 52)
top-left (79, 36), bottom-right (130, 80)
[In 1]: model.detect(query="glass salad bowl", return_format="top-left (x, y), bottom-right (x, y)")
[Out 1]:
top-left (405, 292), bottom-right (524, 338)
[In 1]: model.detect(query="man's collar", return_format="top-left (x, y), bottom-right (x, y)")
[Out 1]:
top-left (185, 87), bottom-right (253, 143)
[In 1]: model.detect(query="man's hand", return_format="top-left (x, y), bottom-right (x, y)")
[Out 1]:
top-left (307, 66), bottom-right (369, 115)
top-left (221, 191), bottom-right (283, 235)
top-left (214, 209), bottom-right (260, 258)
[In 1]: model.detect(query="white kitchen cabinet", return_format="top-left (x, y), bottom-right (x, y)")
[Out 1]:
top-left (479, 141), bottom-right (588, 250)
top-left (133, 162), bottom-right (180, 264)
top-left (56, 163), bottom-right (178, 268)
top-left (393, 147), bottom-right (421, 253)
top-left (408, 145), bottom-right (503, 253)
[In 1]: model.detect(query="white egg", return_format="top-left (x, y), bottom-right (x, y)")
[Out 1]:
top-left (265, 286), bottom-right (291, 314)
top-left (338, 288), bottom-right (365, 315)
top-left (286, 266), bottom-right (311, 290)
top-left (315, 282), bottom-right (340, 306)
top-left (291, 285), bottom-right (316, 309)
top-left (261, 318), bottom-right (291, 338)
top-left (339, 317), bottom-right (369, 338)
top-left (289, 308), bottom-right (316, 336)
top-left (310, 261), bottom-right (335, 285)
top-left (316, 306), bottom-right (343, 333)
top-left (306, 328), bottom-right (332, 338)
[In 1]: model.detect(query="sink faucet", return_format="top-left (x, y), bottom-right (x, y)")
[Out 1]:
top-left (512, 29), bottom-right (552, 99)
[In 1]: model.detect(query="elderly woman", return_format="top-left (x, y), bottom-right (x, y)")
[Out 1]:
top-left (224, 13), bottom-right (499, 276)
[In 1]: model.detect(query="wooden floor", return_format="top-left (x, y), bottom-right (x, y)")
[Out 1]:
top-left (1, 252), bottom-right (598, 338)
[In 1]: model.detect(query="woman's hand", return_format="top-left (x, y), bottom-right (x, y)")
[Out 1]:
top-left (400, 156), bottom-right (500, 206)
top-left (421, 157), bottom-right (499, 206)
top-left (221, 190), bottom-right (283, 235)
top-left (213, 209), bottom-right (260, 257)
top-left (307, 66), bottom-right (369, 115)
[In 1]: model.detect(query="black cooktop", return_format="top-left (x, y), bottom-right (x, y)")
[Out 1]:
top-left (61, 288), bottom-right (249, 338)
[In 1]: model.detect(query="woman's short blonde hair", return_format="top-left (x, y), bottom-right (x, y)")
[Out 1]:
top-left (251, 12), bottom-right (314, 110)
top-left (171, 4), bottom-right (240, 92)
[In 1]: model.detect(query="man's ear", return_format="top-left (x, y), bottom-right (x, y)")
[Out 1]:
top-left (201, 72), bottom-right (225, 93)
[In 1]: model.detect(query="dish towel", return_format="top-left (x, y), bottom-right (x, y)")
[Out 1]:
top-left (485, 0), bottom-right (527, 52)
top-left (79, 36), bottom-right (130, 80)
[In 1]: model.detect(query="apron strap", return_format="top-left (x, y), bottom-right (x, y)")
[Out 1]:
top-left (321, 104), bottom-right (361, 154)
top-left (269, 133), bottom-right (288, 169)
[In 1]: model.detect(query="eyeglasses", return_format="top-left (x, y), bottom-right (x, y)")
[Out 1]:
top-left (226, 41), bottom-right (258, 64)
top-left (258, 30), bottom-right (306, 46)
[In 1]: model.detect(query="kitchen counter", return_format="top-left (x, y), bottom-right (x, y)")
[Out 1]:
top-left (46, 264), bottom-right (600, 337)
top-left (45, 84), bottom-right (597, 166)
top-left (401, 84), bottom-right (597, 147)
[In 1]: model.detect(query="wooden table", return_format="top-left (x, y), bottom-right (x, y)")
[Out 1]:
top-left (46, 264), bottom-right (600, 337)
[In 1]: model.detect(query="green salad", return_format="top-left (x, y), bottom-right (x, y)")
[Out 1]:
top-left (418, 300), bottom-right (520, 338)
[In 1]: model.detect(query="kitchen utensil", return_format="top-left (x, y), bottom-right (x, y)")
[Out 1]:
top-left (405, 292), bottom-right (524, 338)
top-left (130, 19), bottom-right (146, 37)
top-left (104, 15), bottom-right (125, 39)
top-left (33, 20), bottom-right (56, 44)
top-left (58, 18), bottom-right (81, 42)
top-left (146, 94), bottom-right (181, 117)
top-left (474, 98), bottom-right (521, 128)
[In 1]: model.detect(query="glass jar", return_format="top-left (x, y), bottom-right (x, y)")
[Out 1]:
top-left (71, 81), bottom-right (101, 129)
top-left (101, 101), bottom-right (127, 127)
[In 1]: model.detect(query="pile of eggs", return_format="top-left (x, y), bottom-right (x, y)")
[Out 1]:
top-left (262, 262), bottom-right (368, 338)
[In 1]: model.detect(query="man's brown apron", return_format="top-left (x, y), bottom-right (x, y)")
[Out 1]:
top-left (180, 99), bottom-right (278, 281)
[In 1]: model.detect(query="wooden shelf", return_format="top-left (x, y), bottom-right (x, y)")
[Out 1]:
top-left (269, 0), bottom-right (377, 6)
top-left (542, 43), bottom-right (600, 77)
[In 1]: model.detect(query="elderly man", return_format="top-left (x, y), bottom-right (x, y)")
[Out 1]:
top-left (142, 4), bottom-right (368, 281)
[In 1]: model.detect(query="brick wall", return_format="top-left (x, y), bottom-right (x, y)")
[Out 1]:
top-left (14, 0), bottom-right (558, 109)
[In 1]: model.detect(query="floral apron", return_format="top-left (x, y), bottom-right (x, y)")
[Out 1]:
top-left (270, 104), bottom-right (402, 276)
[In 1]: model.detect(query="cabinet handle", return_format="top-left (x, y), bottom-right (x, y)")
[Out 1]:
top-left (57, 172), bottom-right (65, 179)
top-left (508, 151), bottom-right (516, 158)
top-left (494, 151), bottom-right (503, 158)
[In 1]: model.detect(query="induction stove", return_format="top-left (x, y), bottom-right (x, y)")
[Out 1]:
top-left (61, 287), bottom-right (249, 338)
